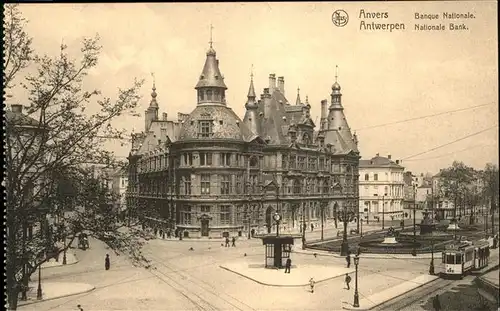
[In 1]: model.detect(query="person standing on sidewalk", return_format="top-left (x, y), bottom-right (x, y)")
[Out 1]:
top-left (344, 273), bottom-right (352, 290)
top-left (225, 237), bottom-right (230, 247)
top-left (231, 236), bottom-right (236, 247)
top-left (105, 254), bottom-right (110, 270)
top-left (284, 258), bottom-right (291, 273)
top-left (346, 253), bottom-right (351, 268)
top-left (309, 277), bottom-right (315, 293)
top-left (432, 294), bottom-right (441, 311)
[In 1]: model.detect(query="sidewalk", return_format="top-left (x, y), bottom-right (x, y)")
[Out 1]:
top-left (341, 274), bottom-right (439, 310)
top-left (41, 251), bottom-right (78, 269)
top-left (220, 261), bottom-right (354, 287)
top-left (18, 282), bottom-right (95, 307)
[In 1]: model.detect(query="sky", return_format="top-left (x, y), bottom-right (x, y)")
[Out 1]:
top-left (11, 2), bottom-right (499, 174)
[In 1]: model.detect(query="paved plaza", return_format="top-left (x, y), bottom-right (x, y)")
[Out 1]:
top-left (18, 229), bottom-right (446, 311)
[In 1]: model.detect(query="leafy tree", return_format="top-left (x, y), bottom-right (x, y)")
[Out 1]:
top-left (480, 163), bottom-right (499, 234)
top-left (4, 4), bottom-right (151, 310)
top-left (438, 161), bottom-right (475, 222)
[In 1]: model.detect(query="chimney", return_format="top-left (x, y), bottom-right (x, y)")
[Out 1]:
top-left (277, 76), bottom-right (285, 95)
top-left (320, 99), bottom-right (327, 119)
top-left (376, 153), bottom-right (379, 157)
top-left (262, 88), bottom-right (271, 99)
top-left (11, 104), bottom-right (23, 114)
top-left (162, 112), bottom-right (168, 121)
top-left (388, 154), bottom-right (392, 160)
top-left (269, 74), bottom-right (276, 92)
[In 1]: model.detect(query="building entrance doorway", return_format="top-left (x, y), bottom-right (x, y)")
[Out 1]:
top-left (201, 219), bottom-right (209, 237)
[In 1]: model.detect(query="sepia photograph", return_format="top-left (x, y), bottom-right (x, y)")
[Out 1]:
top-left (3, 2), bottom-right (499, 311)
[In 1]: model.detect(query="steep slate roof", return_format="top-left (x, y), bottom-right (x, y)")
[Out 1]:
top-left (5, 110), bottom-right (43, 128)
top-left (359, 155), bottom-right (403, 168)
top-left (137, 120), bottom-right (180, 155)
top-left (178, 105), bottom-right (257, 142)
top-left (256, 90), bottom-right (290, 145)
top-left (195, 47), bottom-right (227, 89)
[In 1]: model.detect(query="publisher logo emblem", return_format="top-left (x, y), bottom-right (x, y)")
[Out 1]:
top-left (332, 10), bottom-right (349, 27)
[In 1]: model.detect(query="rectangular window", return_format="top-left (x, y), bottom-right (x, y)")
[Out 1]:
top-left (289, 155), bottom-right (296, 169)
top-left (221, 175), bottom-right (231, 194)
top-left (199, 152), bottom-right (212, 166)
top-left (183, 153), bottom-right (193, 166)
top-left (220, 153), bottom-right (231, 166)
top-left (201, 174), bottom-right (211, 194)
top-left (298, 156), bottom-right (306, 170)
top-left (201, 205), bottom-right (211, 213)
top-left (319, 158), bottom-right (325, 170)
top-left (199, 121), bottom-right (213, 138)
top-left (374, 174), bottom-right (379, 181)
top-left (220, 205), bottom-right (231, 225)
top-left (282, 155), bottom-right (288, 170)
top-left (235, 175), bottom-right (242, 194)
top-left (308, 158), bottom-right (317, 171)
top-left (183, 178), bottom-right (191, 195)
top-left (235, 154), bottom-right (240, 166)
top-left (293, 180), bottom-right (301, 194)
top-left (182, 205), bottom-right (191, 225)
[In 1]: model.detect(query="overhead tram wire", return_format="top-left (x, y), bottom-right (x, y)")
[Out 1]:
top-left (401, 124), bottom-right (498, 161)
top-left (354, 103), bottom-right (495, 131)
top-left (404, 144), bottom-right (491, 162)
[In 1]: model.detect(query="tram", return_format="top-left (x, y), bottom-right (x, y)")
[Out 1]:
top-left (441, 240), bottom-right (490, 278)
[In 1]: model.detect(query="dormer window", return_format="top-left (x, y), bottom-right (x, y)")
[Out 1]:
top-left (199, 120), bottom-right (213, 138)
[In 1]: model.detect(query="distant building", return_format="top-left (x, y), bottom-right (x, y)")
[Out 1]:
top-left (359, 154), bottom-right (405, 223)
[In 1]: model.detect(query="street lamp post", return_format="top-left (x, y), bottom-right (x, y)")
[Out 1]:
top-left (353, 254), bottom-right (360, 308)
top-left (273, 212), bottom-right (281, 237)
top-left (412, 185), bottom-right (417, 256)
top-left (321, 188), bottom-right (325, 241)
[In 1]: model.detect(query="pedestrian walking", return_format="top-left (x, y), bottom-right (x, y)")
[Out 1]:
top-left (167, 230), bottom-right (171, 239)
top-left (310, 223), bottom-right (314, 232)
top-left (309, 277), bottom-right (315, 293)
top-left (105, 254), bottom-right (110, 271)
top-left (346, 253), bottom-right (351, 268)
top-left (432, 294), bottom-right (441, 311)
top-left (154, 228), bottom-right (158, 236)
top-left (284, 258), bottom-right (291, 273)
top-left (77, 304), bottom-right (84, 311)
top-left (225, 237), bottom-right (230, 247)
top-left (345, 273), bottom-right (352, 290)
top-left (231, 236), bottom-right (236, 247)
top-left (159, 229), bottom-right (164, 239)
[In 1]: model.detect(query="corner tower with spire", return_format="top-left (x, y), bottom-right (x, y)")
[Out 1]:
top-left (144, 74), bottom-right (159, 132)
top-left (324, 65), bottom-right (358, 152)
top-left (195, 25), bottom-right (228, 105)
top-left (243, 65), bottom-right (260, 135)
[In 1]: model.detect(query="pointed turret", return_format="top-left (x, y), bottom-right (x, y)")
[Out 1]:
top-left (144, 77), bottom-right (159, 132)
top-left (244, 67), bottom-right (260, 135)
top-left (325, 65), bottom-right (357, 152)
top-left (195, 25), bottom-right (227, 105)
top-left (295, 87), bottom-right (301, 105)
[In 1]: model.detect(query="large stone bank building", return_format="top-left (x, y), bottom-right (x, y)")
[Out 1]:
top-left (127, 42), bottom-right (361, 238)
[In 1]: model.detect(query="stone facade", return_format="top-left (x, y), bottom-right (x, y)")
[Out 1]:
top-left (127, 42), bottom-right (360, 238)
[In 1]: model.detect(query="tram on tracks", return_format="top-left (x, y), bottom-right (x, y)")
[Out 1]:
top-left (441, 239), bottom-right (490, 279)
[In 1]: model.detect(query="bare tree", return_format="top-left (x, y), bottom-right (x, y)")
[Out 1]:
top-left (4, 5), bottom-right (151, 310)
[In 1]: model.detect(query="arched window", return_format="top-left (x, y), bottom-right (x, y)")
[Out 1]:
top-left (214, 90), bottom-right (220, 101)
top-left (206, 90), bottom-right (213, 101)
top-left (198, 90), bottom-right (205, 101)
top-left (303, 133), bottom-right (310, 145)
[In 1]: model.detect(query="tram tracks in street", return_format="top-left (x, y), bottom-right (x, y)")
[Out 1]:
top-left (372, 276), bottom-right (460, 311)
top-left (143, 249), bottom-right (257, 311)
